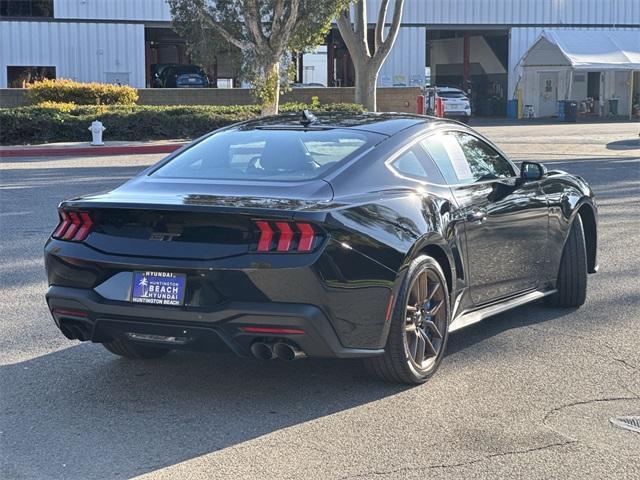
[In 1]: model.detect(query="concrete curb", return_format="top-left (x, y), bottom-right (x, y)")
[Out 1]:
top-left (0, 143), bottom-right (185, 158)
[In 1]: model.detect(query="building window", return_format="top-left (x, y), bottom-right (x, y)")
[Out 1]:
top-left (0, 0), bottom-right (53, 18)
top-left (7, 66), bottom-right (56, 87)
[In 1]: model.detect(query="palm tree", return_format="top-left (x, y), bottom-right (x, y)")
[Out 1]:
top-left (138, 277), bottom-right (149, 297)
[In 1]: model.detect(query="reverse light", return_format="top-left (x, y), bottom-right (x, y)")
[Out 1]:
top-left (52, 209), bottom-right (94, 242)
top-left (253, 220), bottom-right (320, 253)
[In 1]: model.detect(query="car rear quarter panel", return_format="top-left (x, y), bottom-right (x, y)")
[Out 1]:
top-left (316, 123), bottom-right (472, 342)
top-left (315, 187), bottom-right (466, 346)
top-left (324, 123), bottom-right (463, 275)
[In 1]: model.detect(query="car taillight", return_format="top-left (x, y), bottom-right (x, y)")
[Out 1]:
top-left (275, 222), bottom-right (293, 251)
top-left (254, 220), bottom-right (319, 253)
top-left (52, 209), bottom-right (94, 242)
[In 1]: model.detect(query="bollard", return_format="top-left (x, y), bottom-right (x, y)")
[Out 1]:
top-left (89, 120), bottom-right (106, 146)
top-left (416, 95), bottom-right (425, 115)
top-left (435, 97), bottom-right (444, 118)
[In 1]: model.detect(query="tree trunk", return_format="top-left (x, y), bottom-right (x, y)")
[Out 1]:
top-left (260, 61), bottom-right (280, 116)
top-left (352, 55), bottom-right (383, 112)
top-left (354, 66), bottom-right (379, 112)
top-left (336, 0), bottom-right (406, 114)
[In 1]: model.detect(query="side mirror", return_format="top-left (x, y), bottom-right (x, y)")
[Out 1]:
top-left (520, 161), bottom-right (547, 182)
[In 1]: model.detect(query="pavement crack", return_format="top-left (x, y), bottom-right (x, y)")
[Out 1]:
top-left (525, 325), bottom-right (638, 373)
top-left (611, 357), bottom-right (637, 371)
top-left (543, 395), bottom-right (640, 426)
top-left (340, 441), bottom-right (576, 479)
top-left (470, 440), bottom-right (578, 467)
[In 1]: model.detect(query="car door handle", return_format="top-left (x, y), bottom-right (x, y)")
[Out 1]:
top-left (466, 210), bottom-right (487, 223)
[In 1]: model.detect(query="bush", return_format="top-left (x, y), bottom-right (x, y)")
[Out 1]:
top-left (26, 79), bottom-right (139, 105)
top-left (280, 102), bottom-right (362, 114)
top-left (33, 101), bottom-right (77, 113)
top-left (0, 103), bottom-right (364, 145)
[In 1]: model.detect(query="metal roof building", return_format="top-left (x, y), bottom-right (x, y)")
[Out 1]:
top-left (1, 0), bottom-right (638, 115)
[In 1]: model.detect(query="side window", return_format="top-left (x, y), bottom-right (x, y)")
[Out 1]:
top-left (421, 133), bottom-right (472, 184)
top-left (421, 132), bottom-right (515, 185)
top-left (390, 146), bottom-right (444, 182)
top-left (453, 132), bottom-right (515, 181)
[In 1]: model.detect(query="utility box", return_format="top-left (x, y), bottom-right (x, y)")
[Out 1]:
top-left (507, 99), bottom-right (519, 119)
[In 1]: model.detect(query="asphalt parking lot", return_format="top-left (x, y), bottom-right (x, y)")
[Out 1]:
top-left (1, 122), bottom-right (639, 480)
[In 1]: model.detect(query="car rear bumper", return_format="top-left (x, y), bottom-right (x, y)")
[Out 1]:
top-left (46, 285), bottom-right (384, 359)
top-left (44, 219), bottom-right (399, 354)
top-left (444, 111), bottom-right (470, 118)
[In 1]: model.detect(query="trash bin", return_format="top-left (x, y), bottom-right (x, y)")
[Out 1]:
top-left (507, 99), bottom-right (519, 119)
top-left (608, 98), bottom-right (619, 116)
top-left (557, 101), bottom-right (566, 121)
top-left (564, 100), bottom-right (578, 122)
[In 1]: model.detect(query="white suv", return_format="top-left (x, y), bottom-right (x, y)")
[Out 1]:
top-left (425, 86), bottom-right (472, 123)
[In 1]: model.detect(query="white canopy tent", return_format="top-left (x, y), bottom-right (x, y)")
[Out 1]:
top-left (516, 30), bottom-right (640, 118)
top-left (523, 30), bottom-right (640, 71)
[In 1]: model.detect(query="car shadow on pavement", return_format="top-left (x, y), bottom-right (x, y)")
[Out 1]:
top-left (0, 343), bottom-right (406, 479)
top-left (446, 300), bottom-right (571, 357)
top-left (606, 138), bottom-right (640, 151)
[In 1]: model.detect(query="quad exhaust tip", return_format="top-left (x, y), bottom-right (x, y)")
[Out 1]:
top-left (250, 341), bottom-right (276, 360)
top-left (273, 342), bottom-right (306, 361)
top-left (250, 341), bottom-right (306, 361)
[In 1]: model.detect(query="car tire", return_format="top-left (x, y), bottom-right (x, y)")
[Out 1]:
top-left (546, 214), bottom-right (588, 308)
top-left (363, 255), bottom-right (450, 384)
top-left (102, 338), bottom-right (171, 359)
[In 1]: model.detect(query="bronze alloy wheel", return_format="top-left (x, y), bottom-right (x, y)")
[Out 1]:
top-left (362, 255), bottom-right (450, 384)
top-left (403, 266), bottom-right (447, 371)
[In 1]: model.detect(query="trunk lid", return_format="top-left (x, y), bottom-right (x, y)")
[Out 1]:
top-left (61, 178), bottom-right (333, 260)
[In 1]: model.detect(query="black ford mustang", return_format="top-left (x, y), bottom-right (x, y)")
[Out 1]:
top-left (45, 112), bottom-right (597, 384)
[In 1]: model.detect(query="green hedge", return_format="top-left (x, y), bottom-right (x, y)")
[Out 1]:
top-left (0, 103), bottom-right (364, 145)
top-left (26, 79), bottom-right (139, 105)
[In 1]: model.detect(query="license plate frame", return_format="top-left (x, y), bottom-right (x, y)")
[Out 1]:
top-left (131, 271), bottom-right (187, 306)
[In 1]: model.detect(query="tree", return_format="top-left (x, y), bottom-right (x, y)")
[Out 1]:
top-left (168, 0), bottom-right (350, 115)
top-left (336, 0), bottom-right (405, 111)
top-left (170, 1), bottom-right (243, 87)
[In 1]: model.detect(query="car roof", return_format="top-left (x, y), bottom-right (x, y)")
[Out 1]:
top-left (172, 65), bottom-right (203, 71)
top-left (234, 112), bottom-right (447, 136)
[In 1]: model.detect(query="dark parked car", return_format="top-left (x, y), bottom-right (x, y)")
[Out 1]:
top-left (153, 64), bottom-right (209, 88)
top-left (45, 112), bottom-right (597, 384)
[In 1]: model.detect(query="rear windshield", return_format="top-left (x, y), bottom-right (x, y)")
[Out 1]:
top-left (152, 128), bottom-right (381, 181)
top-left (438, 91), bottom-right (466, 99)
top-left (173, 66), bottom-right (204, 75)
